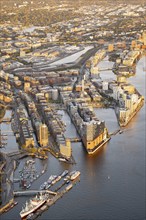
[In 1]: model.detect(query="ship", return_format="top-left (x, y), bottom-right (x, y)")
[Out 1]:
top-left (67, 102), bottom-right (110, 154)
top-left (20, 193), bottom-right (48, 219)
top-left (70, 171), bottom-right (80, 180)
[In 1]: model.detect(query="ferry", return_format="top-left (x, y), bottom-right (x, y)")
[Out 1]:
top-left (20, 193), bottom-right (48, 219)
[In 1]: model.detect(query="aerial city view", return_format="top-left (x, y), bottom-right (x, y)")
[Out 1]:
top-left (0, 0), bottom-right (145, 219)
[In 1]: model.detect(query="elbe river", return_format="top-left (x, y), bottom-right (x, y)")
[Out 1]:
top-left (1, 56), bottom-right (145, 220)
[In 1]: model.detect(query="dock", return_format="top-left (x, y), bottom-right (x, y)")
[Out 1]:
top-left (30, 178), bottom-right (80, 220)
top-left (14, 190), bottom-right (57, 197)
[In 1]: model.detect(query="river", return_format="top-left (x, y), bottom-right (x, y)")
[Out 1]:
top-left (1, 56), bottom-right (145, 220)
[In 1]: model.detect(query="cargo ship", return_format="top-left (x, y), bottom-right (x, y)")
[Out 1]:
top-left (67, 102), bottom-right (110, 154)
top-left (20, 193), bottom-right (48, 219)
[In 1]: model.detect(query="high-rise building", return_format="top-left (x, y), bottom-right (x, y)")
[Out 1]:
top-left (60, 139), bottom-right (72, 159)
top-left (39, 124), bottom-right (49, 147)
top-left (24, 82), bottom-right (30, 92)
top-left (108, 44), bottom-right (114, 52)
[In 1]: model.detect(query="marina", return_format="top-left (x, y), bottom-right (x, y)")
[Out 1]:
top-left (18, 170), bottom-right (80, 219)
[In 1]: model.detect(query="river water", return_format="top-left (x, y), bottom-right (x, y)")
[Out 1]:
top-left (1, 56), bottom-right (145, 220)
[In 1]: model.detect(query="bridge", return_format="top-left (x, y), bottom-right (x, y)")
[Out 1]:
top-left (99, 68), bottom-right (112, 71)
top-left (14, 190), bottom-right (57, 197)
top-left (68, 137), bottom-right (81, 142)
top-left (2, 118), bottom-right (11, 123)
top-left (109, 129), bottom-right (121, 136)
top-left (7, 151), bottom-right (23, 157)
top-left (7, 151), bottom-right (28, 159)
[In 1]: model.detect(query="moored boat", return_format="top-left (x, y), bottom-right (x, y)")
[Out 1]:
top-left (20, 193), bottom-right (48, 219)
top-left (70, 171), bottom-right (80, 180)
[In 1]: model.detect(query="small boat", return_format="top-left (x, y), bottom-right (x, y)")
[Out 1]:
top-left (70, 171), bottom-right (80, 180)
top-left (47, 175), bottom-right (57, 184)
top-left (65, 180), bottom-right (70, 184)
top-left (61, 170), bottom-right (69, 177)
top-left (59, 158), bottom-right (67, 162)
top-left (66, 183), bottom-right (73, 190)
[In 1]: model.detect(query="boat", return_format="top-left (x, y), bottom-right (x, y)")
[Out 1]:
top-left (69, 170), bottom-right (76, 176)
top-left (55, 175), bottom-right (61, 182)
top-left (66, 183), bottom-right (73, 190)
top-left (51, 175), bottom-right (59, 185)
top-left (61, 170), bottom-right (69, 177)
top-left (47, 175), bottom-right (57, 184)
top-left (70, 171), bottom-right (80, 180)
top-left (59, 158), bottom-right (67, 162)
top-left (45, 184), bottom-right (51, 189)
top-left (40, 184), bottom-right (44, 190)
top-left (65, 180), bottom-right (70, 184)
top-left (20, 193), bottom-right (48, 219)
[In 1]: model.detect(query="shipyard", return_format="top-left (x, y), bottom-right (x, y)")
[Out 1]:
top-left (0, 1), bottom-right (146, 220)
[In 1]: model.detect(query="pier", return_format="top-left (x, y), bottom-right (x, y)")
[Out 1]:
top-left (14, 190), bottom-right (57, 197)
top-left (7, 151), bottom-right (29, 160)
top-left (30, 175), bottom-right (80, 220)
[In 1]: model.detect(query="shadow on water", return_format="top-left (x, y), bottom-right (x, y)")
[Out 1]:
top-left (0, 106), bottom-right (6, 122)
